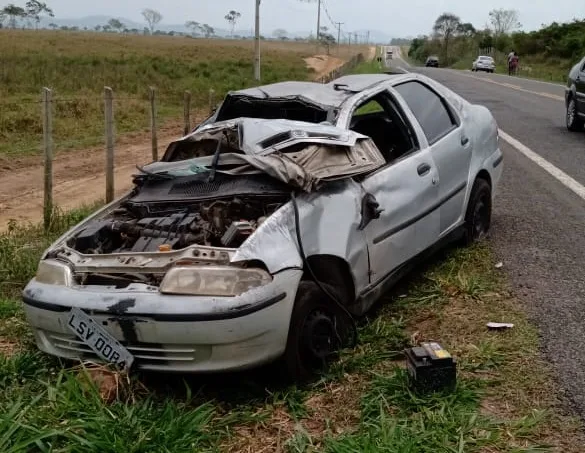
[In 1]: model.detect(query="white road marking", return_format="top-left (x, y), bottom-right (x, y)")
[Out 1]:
top-left (452, 71), bottom-right (565, 101)
top-left (498, 129), bottom-right (585, 201)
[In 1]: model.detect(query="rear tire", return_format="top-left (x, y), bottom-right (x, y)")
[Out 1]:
top-left (566, 97), bottom-right (584, 132)
top-left (463, 178), bottom-right (492, 246)
top-left (281, 281), bottom-right (344, 382)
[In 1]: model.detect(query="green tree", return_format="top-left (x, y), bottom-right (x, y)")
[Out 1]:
top-left (185, 20), bottom-right (201, 37)
top-left (1, 4), bottom-right (26, 28)
top-left (457, 22), bottom-right (476, 38)
top-left (489, 9), bottom-right (521, 52)
top-left (433, 13), bottom-right (461, 63)
top-left (201, 24), bottom-right (214, 38)
top-left (142, 8), bottom-right (162, 35)
top-left (224, 10), bottom-right (241, 37)
top-left (25, 0), bottom-right (53, 29)
top-left (273, 28), bottom-right (288, 40)
top-left (108, 18), bottom-right (124, 33)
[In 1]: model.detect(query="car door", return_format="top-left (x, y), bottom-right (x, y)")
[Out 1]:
top-left (577, 58), bottom-right (585, 113)
top-left (394, 80), bottom-right (472, 236)
top-left (349, 90), bottom-right (440, 285)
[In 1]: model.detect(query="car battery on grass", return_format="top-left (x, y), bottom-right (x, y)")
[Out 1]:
top-left (405, 342), bottom-right (457, 394)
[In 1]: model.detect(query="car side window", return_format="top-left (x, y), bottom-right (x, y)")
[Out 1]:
top-left (394, 81), bottom-right (457, 145)
top-left (354, 100), bottom-right (385, 116)
top-left (348, 92), bottom-right (417, 165)
top-left (581, 59), bottom-right (585, 72)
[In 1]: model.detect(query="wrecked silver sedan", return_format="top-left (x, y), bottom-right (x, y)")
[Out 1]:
top-left (22, 73), bottom-right (503, 379)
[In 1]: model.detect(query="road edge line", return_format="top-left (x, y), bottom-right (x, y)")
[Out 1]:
top-left (498, 128), bottom-right (585, 201)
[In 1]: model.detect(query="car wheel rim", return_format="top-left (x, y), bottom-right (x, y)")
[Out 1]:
top-left (472, 194), bottom-right (490, 240)
top-left (301, 310), bottom-right (336, 364)
top-left (567, 100), bottom-right (575, 126)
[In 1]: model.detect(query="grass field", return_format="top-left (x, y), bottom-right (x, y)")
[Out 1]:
top-left (0, 30), bottom-right (366, 157)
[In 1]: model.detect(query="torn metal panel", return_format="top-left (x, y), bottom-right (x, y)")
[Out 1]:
top-left (146, 118), bottom-right (385, 192)
top-left (233, 179), bottom-right (371, 298)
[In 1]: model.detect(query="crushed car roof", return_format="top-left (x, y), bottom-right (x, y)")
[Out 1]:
top-left (228, 74), bottom-right (399, 109)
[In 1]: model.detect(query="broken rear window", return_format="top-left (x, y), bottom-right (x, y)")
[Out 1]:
top-left (215, 96), bottom-right (331, 124)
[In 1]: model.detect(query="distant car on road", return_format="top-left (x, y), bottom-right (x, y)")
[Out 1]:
top-left (565, 56), bottom-right (585, 132)
top-left (22, 73), bottom-right (502, 380)
top-left (386, 49), bottom-right (393, 60)
top-left (472, 56), bottom-right (495, 73)
top-left (425, 56), bottom-right (439, 68)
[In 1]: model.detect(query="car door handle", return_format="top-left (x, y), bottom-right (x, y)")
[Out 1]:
top-left (417, 163), bottom-right (431, 176)
top-left (461, 136), bottom-right (470, 146)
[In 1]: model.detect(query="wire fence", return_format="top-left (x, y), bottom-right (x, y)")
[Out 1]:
top-left (1, 51), bottom-right (367, 231)
top-left (0, 86), bottom-right (219, 231)
top-left (318, 52), bottom-right (365, 83)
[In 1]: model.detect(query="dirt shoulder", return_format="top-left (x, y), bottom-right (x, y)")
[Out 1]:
top-left (0, 120), bottom-right (186, 231)
top-left (304, 46), bottom-right (375, 80)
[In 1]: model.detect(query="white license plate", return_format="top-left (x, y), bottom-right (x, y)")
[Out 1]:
top-left (67, 307), bottom-right (134, 370)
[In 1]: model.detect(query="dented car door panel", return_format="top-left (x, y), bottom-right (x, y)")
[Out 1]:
top-left (360, 148), bottom-right (440, 287)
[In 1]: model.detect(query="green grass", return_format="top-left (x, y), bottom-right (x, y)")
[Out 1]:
top-left (0, 30), bottom-right (318, 157)
top-left (0, 207), bottom-right (582, 451)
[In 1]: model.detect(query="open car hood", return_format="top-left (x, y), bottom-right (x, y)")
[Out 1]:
top-left (143, 118), bottom-right (386, 192)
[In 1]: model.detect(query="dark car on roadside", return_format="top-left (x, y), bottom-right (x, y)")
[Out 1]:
top-left (425, 56), bottom-right (439, 68)
top-left (565, 56), bottom-right (585, 132)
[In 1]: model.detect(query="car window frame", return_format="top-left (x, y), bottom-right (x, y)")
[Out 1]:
top-left (393, 80), bottom-right (460, 146)
top-left (580, 58), bottom-right (585, 73)
top-left (343, 88), bottom-right (423, 178)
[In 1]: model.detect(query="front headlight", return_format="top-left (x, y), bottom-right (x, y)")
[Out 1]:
top-left (159, 265), bottom-right (272, 297)
top-left (35, 260), bottom-right (73, 286)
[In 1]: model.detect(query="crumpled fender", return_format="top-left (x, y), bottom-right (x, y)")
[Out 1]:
top-left (232, 179), bottom-right (370, 298)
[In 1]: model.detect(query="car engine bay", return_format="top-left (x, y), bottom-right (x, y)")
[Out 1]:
top-left (66, 172), bottom-right (291, 255)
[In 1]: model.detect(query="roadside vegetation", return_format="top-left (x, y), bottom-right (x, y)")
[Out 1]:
top-left (0, 56), bottom-right (583, 452)
top-left (408, 10), bottom-right (585, 83)
top-left (1, 203), bottom-right (583, 451)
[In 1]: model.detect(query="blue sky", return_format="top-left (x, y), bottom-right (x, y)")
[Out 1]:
top-left (19, 0), bottom-right (585, 37)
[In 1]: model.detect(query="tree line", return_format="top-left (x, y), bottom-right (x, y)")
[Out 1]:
top-left (409, 9), bottom-right (585, 66)
top-left (0, 1), bottom-right (53, 28)
top-left (0, 2), bottom-right (346, 47)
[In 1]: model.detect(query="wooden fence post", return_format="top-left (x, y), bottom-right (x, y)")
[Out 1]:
top-left (183, 90), bottom-right (191, 136)
top-left (42, 87), bottom-right (53, 231)
top-left (209, 88), bottom-right (215, 114)
top-left (104, 87), bottom-right (114, 203)
top-left (149, 86), bottom-right (158, 161)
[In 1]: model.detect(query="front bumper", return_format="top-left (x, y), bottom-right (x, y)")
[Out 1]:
top-left (22, 268), bottom-right (302, 372)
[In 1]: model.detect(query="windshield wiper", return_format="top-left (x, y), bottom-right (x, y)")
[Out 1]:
top-left (134, 165), bottom-right (177, 182)
top-left (208, 131), bottom-right (228, 183)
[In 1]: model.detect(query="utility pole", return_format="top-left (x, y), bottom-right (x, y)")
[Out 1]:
top-left (354, 32), bottom-right (358, 45)
top-left (366, 31), bottom-right (370, 44)
top-left (316, 0), bottom-right (321, 41)
top-left (254, 0), bottom-right (261, 81)
top-left (335, 21), bottom-right (343, 53)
